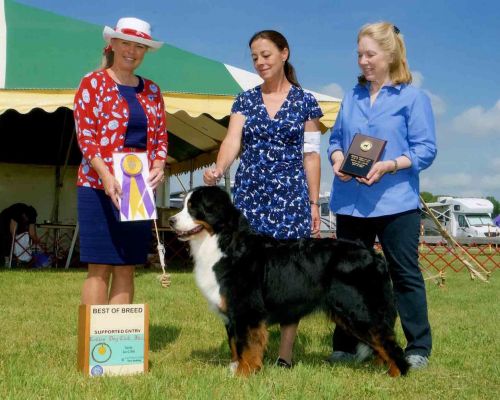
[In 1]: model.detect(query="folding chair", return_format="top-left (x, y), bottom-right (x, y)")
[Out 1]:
top-left (8, 222), bottom-right (32, 267)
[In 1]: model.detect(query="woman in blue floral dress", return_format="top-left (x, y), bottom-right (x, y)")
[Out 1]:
top-left (204, 30), bottom-right (323, 368)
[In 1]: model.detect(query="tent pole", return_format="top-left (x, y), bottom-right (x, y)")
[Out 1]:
top-left (65, 223), bottom-right (79, 269)
top-left (175, 174), bottom-right (188, 193)
top-left (155, 175), bottom-right (164, 206)
top-left (164, 168), bottom-right (171, 208)
top-left (53, 165), bottom-right (61, 222)
top-left (60, 125), bottom-right (76, 190)
top-left (51, 110), bottom-right (71, 223)
top-left (189, 160), bottom-right (194, 189)
top-left (155, 167), bottom-right (171, 208)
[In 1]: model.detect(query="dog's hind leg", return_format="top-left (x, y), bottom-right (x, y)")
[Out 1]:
top-left (365, 332), bottom-right (409, 377)
top-left (235, 322), bottom-right (268, 377)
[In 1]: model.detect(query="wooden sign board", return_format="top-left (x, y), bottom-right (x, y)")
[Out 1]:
top-left (77, 304), bottom-right (149, 376)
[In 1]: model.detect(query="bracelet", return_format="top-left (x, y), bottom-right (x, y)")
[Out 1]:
top-left (310, 200), bottom-right (320, 206)
top-left (390, 159), bottom-right (398, 174)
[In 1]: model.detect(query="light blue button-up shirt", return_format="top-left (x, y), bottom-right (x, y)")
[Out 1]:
top-left (327, 83), bottom-right (437, 217)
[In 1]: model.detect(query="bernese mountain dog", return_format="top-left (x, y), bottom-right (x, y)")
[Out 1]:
top-left (169, 186), bottom-right (409, 377)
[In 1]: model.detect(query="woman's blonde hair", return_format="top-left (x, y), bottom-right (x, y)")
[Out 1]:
top-left (357, 22), bottom-right (412, 85)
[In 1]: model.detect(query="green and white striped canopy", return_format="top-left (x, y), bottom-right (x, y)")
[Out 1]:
top-left (0, 0), bottom-right (340, 174)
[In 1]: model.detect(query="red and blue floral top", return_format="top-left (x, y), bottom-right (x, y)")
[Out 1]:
top-left (73, 70), bottom-right (168, 189)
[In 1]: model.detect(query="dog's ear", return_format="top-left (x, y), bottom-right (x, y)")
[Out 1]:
top-left (236, 213), bottom-right (250, 232)
top-left (193, 186), bottom-right (240, 232)
top-left (190, 186), bottom-right (234, 232)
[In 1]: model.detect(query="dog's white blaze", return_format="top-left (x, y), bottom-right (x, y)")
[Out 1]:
top-left (173, 192), bottom-right (199, 232)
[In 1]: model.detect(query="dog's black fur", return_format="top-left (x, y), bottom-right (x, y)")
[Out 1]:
top-left (170, 186), bottom-right (409, 377)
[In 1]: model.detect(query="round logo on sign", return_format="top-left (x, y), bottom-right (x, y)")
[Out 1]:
top-left (91, 365), bottom-right (104, 376)
top-left (91, 343), bottom-right (112, 363)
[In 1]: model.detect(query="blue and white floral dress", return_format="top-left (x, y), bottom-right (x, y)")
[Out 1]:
top-left (231, 85), bottom-right (323, 239)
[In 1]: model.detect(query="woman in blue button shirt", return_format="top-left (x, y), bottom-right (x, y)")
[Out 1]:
top-left (327, 22), bottom-right (437, 370)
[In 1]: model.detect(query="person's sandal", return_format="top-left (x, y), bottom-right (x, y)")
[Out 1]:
top-left (275, 357), bottom-right (292, 368)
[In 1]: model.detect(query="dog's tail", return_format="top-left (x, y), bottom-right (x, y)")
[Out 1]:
top-left (366, 255), bottom-right (409, 376)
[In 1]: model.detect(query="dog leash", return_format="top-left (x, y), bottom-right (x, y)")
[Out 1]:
top-left (153, 219), bottom-right (171, 288)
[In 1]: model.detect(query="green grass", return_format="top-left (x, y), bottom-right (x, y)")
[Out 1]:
top-left (0, 267), bottom-right (499, 400)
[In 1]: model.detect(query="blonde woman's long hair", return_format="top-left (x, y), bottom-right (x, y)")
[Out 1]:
top-left (357, 22), bottom-right (412, 85)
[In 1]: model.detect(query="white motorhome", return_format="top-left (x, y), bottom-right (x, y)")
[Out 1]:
top-left (423, 196), bottom-right (499, 238)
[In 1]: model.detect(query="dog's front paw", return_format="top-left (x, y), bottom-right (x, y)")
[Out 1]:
top-left (229, 361), bottom-right (239, 376)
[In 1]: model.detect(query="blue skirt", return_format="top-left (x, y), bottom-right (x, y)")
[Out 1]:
top-left (77, 186), bottom-right (152, 265)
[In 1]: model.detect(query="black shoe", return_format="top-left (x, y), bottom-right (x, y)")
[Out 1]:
top-left (275, 357), bottom-right (292, 368)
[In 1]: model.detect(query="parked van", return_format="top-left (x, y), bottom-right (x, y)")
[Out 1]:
top-left (423, 197), bottom-right (499, 238)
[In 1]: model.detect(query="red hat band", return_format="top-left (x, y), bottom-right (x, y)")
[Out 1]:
top-left (118, 28), bottom-right (153, 41)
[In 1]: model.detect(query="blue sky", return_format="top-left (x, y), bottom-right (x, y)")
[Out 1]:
top-left (19, 0), bottom-right (500, 199)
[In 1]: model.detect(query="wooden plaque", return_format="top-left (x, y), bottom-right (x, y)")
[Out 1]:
top-left (340, 133), bottom-right (387, 178)
top-left (77, 304), bottom-right (149, 376)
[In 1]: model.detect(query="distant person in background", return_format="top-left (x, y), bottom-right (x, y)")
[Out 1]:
top-left (203, 30), bottom-right (322, 368)
top-left (0, 203), bottom-right (39, 266)
top-left (327, 22), bottom-right (437, 370)
top-left (74, 17), bottom-right (167, 305)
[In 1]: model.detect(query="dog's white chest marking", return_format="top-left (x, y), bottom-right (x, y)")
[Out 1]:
top-left (191, 233), bottom-right (225, 317)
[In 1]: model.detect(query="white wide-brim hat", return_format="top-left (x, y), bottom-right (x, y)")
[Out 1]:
top-left (103, 17), bottom-right (163, 51)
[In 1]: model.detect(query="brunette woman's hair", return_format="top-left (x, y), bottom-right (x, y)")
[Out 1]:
top-left (249, 30), bottom-right (300, 87)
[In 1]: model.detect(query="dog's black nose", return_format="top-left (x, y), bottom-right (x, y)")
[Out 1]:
top-left (168, 216), bottom-right (176, 228)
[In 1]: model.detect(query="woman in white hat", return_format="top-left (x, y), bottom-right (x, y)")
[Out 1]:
top-left (74, 17), bottom-right (168, 305)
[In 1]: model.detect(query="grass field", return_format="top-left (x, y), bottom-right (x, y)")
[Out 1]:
top-left (0, 267), bottom-right (499, 400)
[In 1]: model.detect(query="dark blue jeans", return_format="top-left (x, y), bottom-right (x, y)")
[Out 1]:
top-left (333, 210), bottom-right (432, 357)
